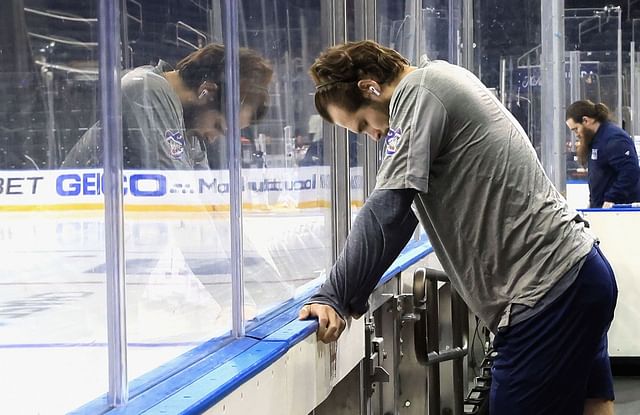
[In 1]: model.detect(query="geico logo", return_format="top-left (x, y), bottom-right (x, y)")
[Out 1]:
top-left (56, 173), bottom-right (166, 196)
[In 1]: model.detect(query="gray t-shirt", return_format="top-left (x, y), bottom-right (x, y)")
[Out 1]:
top-left (375, 60), bottom-right (595, 331)
top-left (62, 61), bottom-right (208, 169)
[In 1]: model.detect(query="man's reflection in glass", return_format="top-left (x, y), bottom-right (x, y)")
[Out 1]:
top-left (62, 44), bottom-right (272, 170)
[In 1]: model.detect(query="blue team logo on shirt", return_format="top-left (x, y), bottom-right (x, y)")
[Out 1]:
top-left (165, 129), bottom-right (185, 159)
top-left (385, 127), bottom-right (402, 157)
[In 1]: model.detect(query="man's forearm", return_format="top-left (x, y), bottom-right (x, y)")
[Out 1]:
top-left (307, 188), bottom-right (418, 318)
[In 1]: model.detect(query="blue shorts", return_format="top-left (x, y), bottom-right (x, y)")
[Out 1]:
top-left (490, 245), bottom-right (618, 415)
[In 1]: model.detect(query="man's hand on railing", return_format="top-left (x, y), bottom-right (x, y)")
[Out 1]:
top-left (298, 303), bottom-right (346, 343)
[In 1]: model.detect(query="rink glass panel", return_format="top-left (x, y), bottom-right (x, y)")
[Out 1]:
top-left (377, 0), bottom-right (453, 64)
top-left (118, 2), bottom-right (235, 390)
top-left (237, 1), bottom-right (333, 323)
top-left (475, 3), bottom-right (625, 191)
top-left (564, 7), bottom-right (623, 192)
top-left (474, 0), bottom-right (542, 155)
top-left (0, 1), bottom-right (108, 413)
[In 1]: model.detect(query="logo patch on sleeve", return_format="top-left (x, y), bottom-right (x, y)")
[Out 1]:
top-left (165, 129), bottom-right (185, 159)
top-left (385, 127), bottom-right (402, 156)
top-left (591, 148), bottom-right (598, 160)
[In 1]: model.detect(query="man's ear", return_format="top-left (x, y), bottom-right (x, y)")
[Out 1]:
top-left (197, 81), bottom-right (219, 101)
top-left (357, 79), bottom-right (382, 99)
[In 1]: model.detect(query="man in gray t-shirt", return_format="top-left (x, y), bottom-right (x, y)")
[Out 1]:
top-left (62, 44), bottom-right (272, 170)
top-left (62, 60), bottom-right (206, 169)
top-left (299, 40), bottom-right (617, 415)
top-left (377, 60), bottom-right (596, 331)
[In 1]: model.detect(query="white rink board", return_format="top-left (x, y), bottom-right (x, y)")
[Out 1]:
top-left (581, 209), bottom-right (640, 357)
top-left (566, 182), bottom-right (589, 211)
top-left (203, 318), bottom-right (365, 415)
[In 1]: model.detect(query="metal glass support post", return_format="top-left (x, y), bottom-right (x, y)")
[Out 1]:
top-left (569, 50), bottom-right (581, 150)
top-left (99, 0), bottom-right (128, 406)
top-left (224, 0), bottom-right (245, 337)
top-left (354, 0), bottom-right (379, 198)
top-left (207, 0), bottom-right (223, 44)
top-left (631, 42), bottom-right (637, 136)
top-left (44, 71), bottom-right (57, 168)
top-left (569, 51), bottom-right (581, 103)
top-left (617, 7), bottom-right (623, 127)
top-left (448, 0), bottom-right (462, 65)
top-left (325, 0), bottom-right (350, 258)
top-left (352, 6), bottom-right (378, 412)
top-left (461, 0), bottom-right (474, 72)
top-left (120, 0), bottom-right (131, 68)
top-left (499, 57), bottom-right (507, 107)
top-left (411, 0), bottom-right (422, 63)
top-left (540, 0), bottom-right (566, 193)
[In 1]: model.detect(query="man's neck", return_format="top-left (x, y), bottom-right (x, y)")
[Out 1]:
top-left (592, 120), bottom-right (603, 137)
top-left (381, 65), bottom-right (417, 103)
top-left (163, 71), bottom-right (196, 105)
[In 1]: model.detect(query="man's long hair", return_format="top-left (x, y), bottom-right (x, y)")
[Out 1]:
top-left (309, 40), bottom-right (409, 122)
top-left (176, 44), bottom-right (273, 121)
top-left (566, 100), bottom-right (610, 166)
